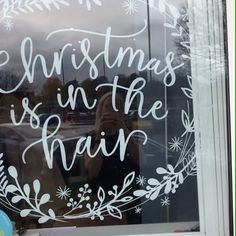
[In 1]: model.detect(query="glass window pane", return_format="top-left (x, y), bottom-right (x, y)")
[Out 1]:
top-left (0, 0), bottom-right (230, 235)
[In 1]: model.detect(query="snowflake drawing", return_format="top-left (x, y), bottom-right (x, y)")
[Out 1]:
top-left (136, 175), bottom-right (146, 186)
top-left (3, 19), bottom-right (13, 31)
top-left (56, 186), bottom-right (71, 200)
top-left (168, 137), bottom-right (183, 151)
top-left (134, 207), bottom-right (142, 214)
top-left (122, 0), bottom-right (139, 15)
top-left (160, 196), bottom-right (170, 207)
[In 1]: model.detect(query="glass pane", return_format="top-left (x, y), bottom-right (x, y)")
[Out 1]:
top-left (0, 0), bottom-right (204, 234)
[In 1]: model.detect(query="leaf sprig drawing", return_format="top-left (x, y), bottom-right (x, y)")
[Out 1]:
top-left (137, 0), bottom-right (191, 59)
top-left (0, 160), bottom-right (137, 223)
top-left (136, 0), bottom-right (187, 40)
top-left (0, 0), bottom-right (103, 29)
top-left (1, 0), bottom-right (69, 18)
top-left (133, 155), bottom-right (196, 201)
top-left (6, 165), bottom-right (57, 224)
top-left (0, 153), bottom-right (9, 199)
top-left (181, 75), bottom-right (193, 99)
top-left (183, 152), bottom-right (197, 176)
top-left (181, 109), bottom-right (194, 137)
top-left (63, 172), bottom-right (135, 220)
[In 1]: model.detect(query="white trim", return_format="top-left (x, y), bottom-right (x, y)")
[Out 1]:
top-left (75, 222), bottom-right (201, 236)
top-left (112, 234), bottom-right (202, 236)
top-left (226, 0), bottom-right (235, 230)
top-left (189, 0), bottom-right (230, 235)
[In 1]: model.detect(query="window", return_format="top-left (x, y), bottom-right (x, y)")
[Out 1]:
top-left (0, 0), bottom-right (231, 235)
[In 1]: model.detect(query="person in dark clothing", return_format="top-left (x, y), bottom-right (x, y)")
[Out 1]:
top-left (84, 92), bottom-right (142, 225)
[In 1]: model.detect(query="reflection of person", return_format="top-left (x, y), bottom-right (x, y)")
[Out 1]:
top-left (84, 92), bottom-right (141, 225)
top-left (85, 93), bottom-right (139, 188)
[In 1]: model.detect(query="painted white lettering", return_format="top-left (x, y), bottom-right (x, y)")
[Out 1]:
top-left (97, 76), bottom-right (168, 120)
top-left (57, 85), bottom-right (97, 110)
top-left (10, 97), bottom-right (42, 129)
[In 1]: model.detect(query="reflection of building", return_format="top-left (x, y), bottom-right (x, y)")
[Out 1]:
top-left (0, 70), bottom-right (20, 91)
top-left (0, 80), bottom-right (36, 123)
top-left (80, 76), bottom-right (108, 99)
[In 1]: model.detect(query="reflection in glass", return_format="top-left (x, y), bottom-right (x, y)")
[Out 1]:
top-left (0, 0), bottom-right (199, 232)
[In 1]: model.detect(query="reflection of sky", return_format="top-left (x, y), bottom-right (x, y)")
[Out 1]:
top-left (0, 0), bottom-right (186, 93)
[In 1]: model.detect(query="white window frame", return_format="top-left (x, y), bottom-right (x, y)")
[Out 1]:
top-left (189, 0), bottom-right (230, 235)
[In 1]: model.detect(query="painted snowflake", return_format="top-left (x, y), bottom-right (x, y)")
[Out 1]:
top-left (136, 175), bottom-right (146, 186)
top-left (3, 19), bottom-right (13, 31)
top-left (160, 196), bottom-right (170, 207)
top-left (134, 206), bottom-right (142, 214)
top-left (122, 0), bottom-right (139, 15)
top-left (168, 137), bottom-right (183, 151)
top-left (56, 186), bottom-right (71, 200)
